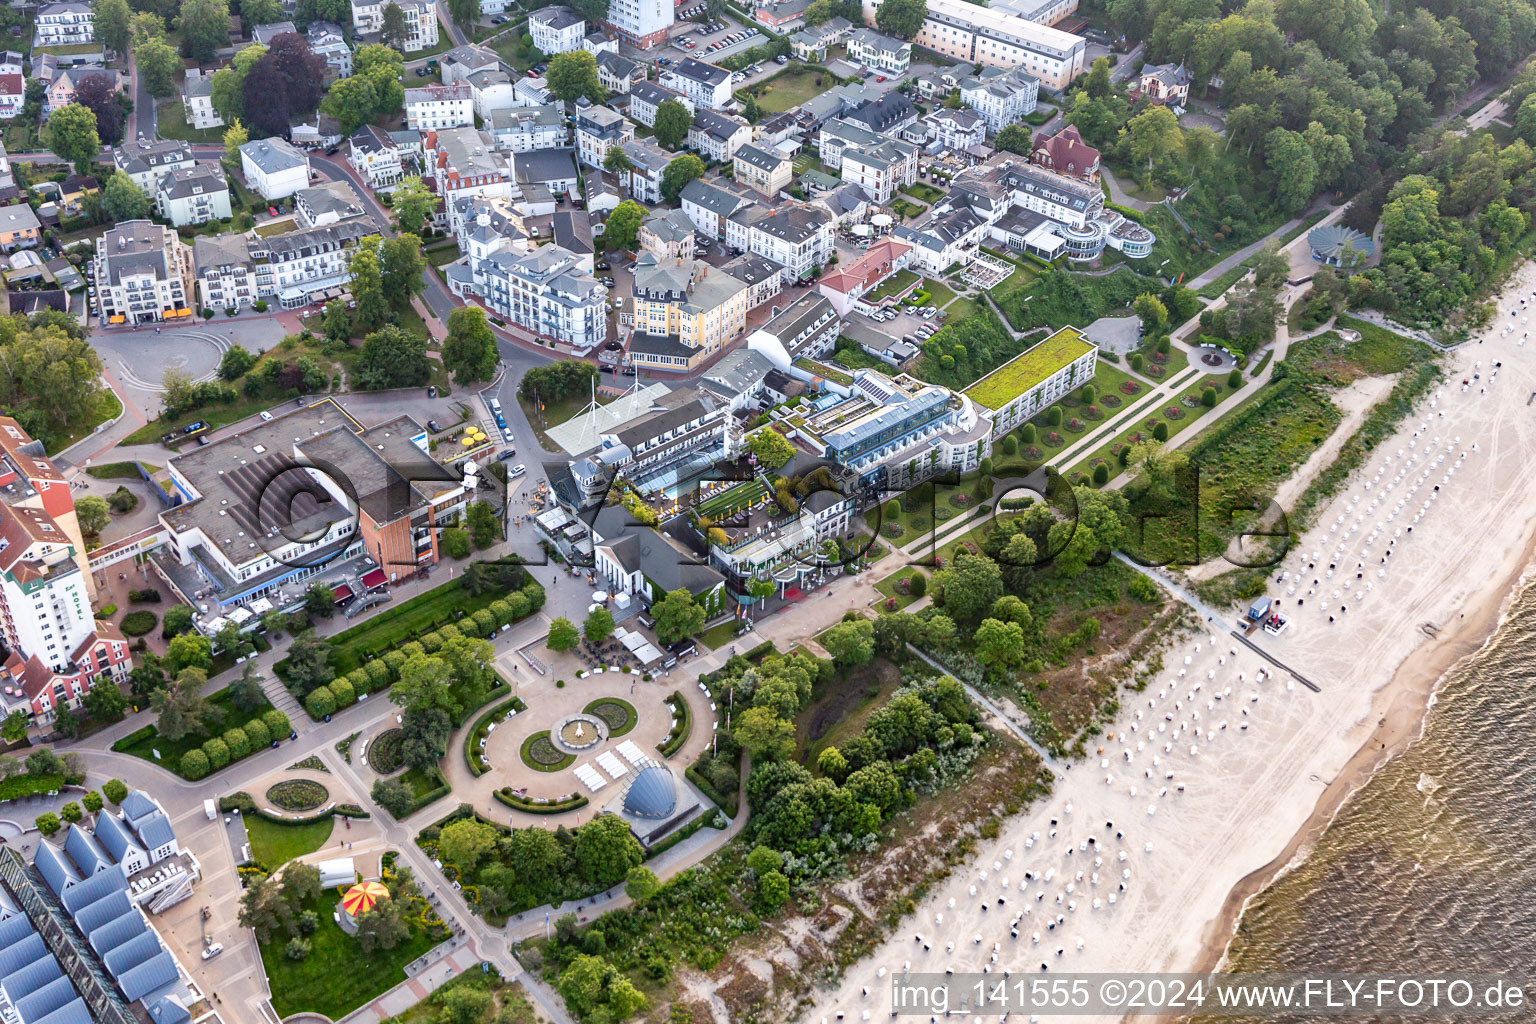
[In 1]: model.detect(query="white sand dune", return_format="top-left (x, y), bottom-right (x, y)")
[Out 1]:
top-left (803, 266), bottom-right (1536, 1023)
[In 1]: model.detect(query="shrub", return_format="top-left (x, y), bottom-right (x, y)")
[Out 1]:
top-left (128, 589), bottom-right (161, 603)
top-left (1092, 463), bottom-right (1110, 485)
top-left (419, 630), bottom-right (444, 653)
top-left (365, 660), bottom-right (392, 689)
top-left (1227, 368), bottom-right (1242, 389)
top-left (181, 749), bottom-right (210, 779)
top-left (223, 727), bottom-right (251, 759)
top-left (329, 678), bottom-right (354, 708)
top-left (1201, 387), bottom-right (1217, 407)
top-left (472, 608), bottom-right (496, 635)
top-left (1152, 421), bottom-right (1169, 442)
top-left (264, 709), bottom-right (292, 737)
top-left (203, 738), bottom-right (230, 770)
top-left (909, 571), bottom-right (926, 597)
top-left (120, 611), bottom-right (157, 636)
top-left (1020, 424), bottom-right (1037, 444)
top-left (1045, 406), bottom-right (1062, 426)
top-left (245, 717), bottom-right (271, 747)
top-left (346, 668), bottom-right (370, 695)
top-left (1130, 353), bottom-right (1144, 371)
top-left (381, 650), bottom-right (407, 677)
top-left (1080, 384), bottom-right (1096, 403)
top-left (305, 686), bottom-right (337, 718)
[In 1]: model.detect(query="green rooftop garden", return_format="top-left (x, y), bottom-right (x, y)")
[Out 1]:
top-left (963, 326), bottom-right (1095, 411)
top-left (792, 357), bottom-right (854, 387)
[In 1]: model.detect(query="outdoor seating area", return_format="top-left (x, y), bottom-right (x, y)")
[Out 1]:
top-left (963, 251), bottom-right (1018, 289)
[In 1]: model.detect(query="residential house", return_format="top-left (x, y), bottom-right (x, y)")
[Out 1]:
top-left (1029, 123), bottom-right (1099, 181)
top-left (732, 143), bottom-right (791, 197)
top-left (629, 253), bottom-right (750, 371)
top-left (0, 205), bottom-right (39, 251)
top-left (628, 80), bottom-right (692, 127)
top-left (1132, 60), bottom-right (1189, 106)
top-left (925, 107), bottom-right (986, 150)
top-left (426, 128), bottom-right (513, 234)
top-left (639, 207), bottom-right (695, 260)
top-left (744, 290), bottom-right (839, 360)
top-left (251, 19), bottom-right (297, 44)
top-left (841, 92), bottom-right (918, 136)
top-left (92, 220), bottom-right (194, 324)
top-left (959, 64), bottom-right (1039, 132)
top-left (294, 180), bottom-right (367, 228)
top-left (466, 66), bottom-right (517, 116)
top-left (34, 1), bottom-right (93, 46)
top-left (726, 202), bottom-right (834, 279)
top-left (348, 124), bottom-right (406, 189)
top-left (862, 0), bottom-right (1085, 90)
top-left (617, 137), bottom-right (668, 204)
top-left (510, 147), bottom-right (579, 197)
top-left (0, 75), bottom-right (21, 120)
top-left (788, 16), bottom-right (850, 61)
top-left (688, 107), bottom-right (751, 163)
top-left (582, 30), bottom-right (618, 56)
top-left (155, 164), bottom-right (232, 228)
top-left (440, 44), bottom-right (502, 87)
top-left (817, 236), bottom-right (912, 315)
top-left (818, 119), bottom-right (916, 203)
top-left (574, 103), bottom-right (633, 168)
top-left (351, 0), bottom-right (438, 50)
top-left (451, 242), bottom-right (608, 350)
top-left (306, 20), bottom-right (353, 77)
top-left (113, 139), bottom-right (196, 192)
top-left (596, 51), bottom-right (642, 94)
top-left (486, 104), bottom-right (567, 152)
top-left (846, 27), bottom-right (910, 73)
top-left (720, 253), bottom-right (783, 310)
top-left (181, 69), bottom-right (222, 130)
top-left (660, 57), bottom-right (732, 111)
top-left (680, 177), bottom-right (754, 239)
top-left (754, 0), bottom-right (810, 31)
top-left (405, 82), bottom-right (474, 131)
top-left (603, 0), bottom-right (672, 49)
top-left (529, 5), bottom-right (585, 54)
top-left (514, 75), bottom-right (554, 107)
top-left (551, 209), bottom-right (595, 273)
top-left (240, 138), bottom-right (310, 199)
top-left (289, 114), bottom-right (343, 148)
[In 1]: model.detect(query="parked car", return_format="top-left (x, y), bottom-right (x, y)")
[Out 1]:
top-left (595, 261), bottom-right (609, 270)
top-left (325, 145), bottom-right (340, 155)
top-left (775, 54), bottom-right (789, 64)
top-left (415, 66), bottom-right (428, 76)
top-left (498, 448), bottom-right (518, 461)
top-left (202, 944), bottom-right (223, 960)
top-left (509, 463), bottom-right (527, 477)
top-left (876, 75), bottom-right (886, 82)
top-left (427, 419), bottom-right (442, 432)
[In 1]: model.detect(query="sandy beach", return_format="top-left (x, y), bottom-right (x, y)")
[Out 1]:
top-left (801, 264), bottom-right (1536, 1023)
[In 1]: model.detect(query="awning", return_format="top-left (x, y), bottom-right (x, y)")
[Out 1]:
top-left (361, 568), bottom-right (387, 590)
top-left (108, 315), bottom-right (124, 324)
top-left (331, 583), bottom-right (353, 603)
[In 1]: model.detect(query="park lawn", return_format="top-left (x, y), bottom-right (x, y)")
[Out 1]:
top-left (85, 460), bottom-right (158, 479)
top-left (261, 890), bottom-right (440, 1021)
top-left (112, 687), bottom-right (277, 773)
top-left (122, 393), bottom-right (288, 446)
top-left (866, 268), bottom-right (919, 303)
top-left (46, 388), bottom-right (121, 456)
top-left (901, 182), bottom-right (946, 205)
top-left (873, 568), bottom-right (923, 612)
top-left (742, 65), bottom-right (835, 114)
top-left (255, 218), bottom-right (298, 237)
top-left (917, 278), bottom-right (956, 308)
top-left (1061, 375), bottom-right (1232, 485)
top-left (245, 815), bottom-right (333, 867)
top-left (945, 296), bottom-right (979, 322)
top-left (424, 242), bottom-right (462, 267)
top-left (321, 578), bottom-right (503, 676)
top-left (155, 100), bottom-right (225, 144)
top-left (698, 618), bottom-right (744, 651)
top-left (520, 391), bottom-right (612, 453)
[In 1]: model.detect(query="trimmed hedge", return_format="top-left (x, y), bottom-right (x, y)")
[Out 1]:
top-left (0, 773), bottom-right (64, 802)
top-left (686, 763), bottom-right (739, 819)
top-left (657, 692), bottom-right (691, 758)
top-left (494, 789), bottom-right (587, 814)
top-left (463, 695), bottom-right (527, 778)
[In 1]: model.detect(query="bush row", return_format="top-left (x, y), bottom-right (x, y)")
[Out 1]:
top-left (463, 696), bottom-right (527, 778)
top-left (685, 763), bottom-right (738, 819)
top-left (180, 709), bottom-right (293, 780)
top-left (494, 788), bottom-right (587, 814)
top-left (0, 772), bottom-right (64, 802)
top-left (303, 585), bottom-right (544, 721)
top-left (657, 693), bottom-right (690, 758)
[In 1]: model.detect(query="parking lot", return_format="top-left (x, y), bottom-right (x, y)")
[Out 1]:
top-left (651, 4), bottom-right (770, 68)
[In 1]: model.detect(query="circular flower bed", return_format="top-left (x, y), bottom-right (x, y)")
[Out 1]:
top-left (583, 698), bottom-right (637, 738)
top-left (956, 541), bottom-right (979, 557)
top-left (1045, 432), bottom-right (1064, 446)
top-left (520, 731), bottom-right (575, 772)
top-left (267, 779), bottom-right (328, 812)
top-left (894, 576), bottom-right (912, 595)
top-left (1146, 364), bottom-right (1165, 378)
top-left (1066, 418), bottom-right (1085, 433)
top-left (1152, 351), bottom-right (1169, 364)
top-left (936, 507), bottom-right (953, 521)
top-left (1083, 405), bottom-right (1102, 420)
top-left (121, 610), bottom-right (157, 637)
top-left (909, 515), bottom-right (930, 532)
top-left (950, 493), bottom-right (973, 509)
top-left (1120, 381), bottom-right (1142, 395)
top-left (1166, 406), bottom-right (1185, 420)
top-left (1022, 445), bottom-right (1043, 460)
top-left (367, 728), bottom-right (405, 774)
top-left (884, 522), bottom-right (905, 537)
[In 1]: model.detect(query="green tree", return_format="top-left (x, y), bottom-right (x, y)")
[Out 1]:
top-left (653, 99), bottom-right (692, 151)
top-left (733, 706), bottom-right (794, 760)
top-left (230, 663), bottom-right (267, 713)
top-left (745, 427), bottom-right (794, 468)
top-left (574, 813), bottom-right (642, 884)
top-left (974, 617), bottom-right (1025, 670)
top-left (389, 175), bottom-right (434, 234)
top-left (1201, 386), bottom-right (1217, 407)
top-left (440, 988), bottom-right (493, 1024)
top-left (446, 0), bottom-right (481, 28)
top-left (83, 680), bottom-right (127, 723)
top-left (222, 119), bottom-right (249, 165)
top-left (103, 779), bottom-right (128, 804)
top-left (97, 0), bottom-right (133, 54)
top-left (466, 501), bottom-right (500, 548)
top-left (134, 37), bottom-right (181, 97)
top-left (322, 73), bottom-right (382, 135)
top-left (931, 551), bottom-right (1004, 624)
top-left (82, 790), bottom-right (103, 813)
top-left (372, 777), bottom-right (411, 817)
top-left (217, 343), bottom-right (257, 381)
top-left (547, 617), bottom-right (579, 652)
top-left (380, 1), bottom-right (409, 47)
top-left (650, 588), bottom-right (705, 645)
top-left (1133, 292), bottom-right (1168, 331)
top-left (442, 306), bottom-right (498, 384)
top-left (584, 607), bottom-right (614, 643)
top-left (178, 0), bottom-right (232, 61)
top-left (546, 50), bottom-right (604, 103)
top-left (379, 234), bottom-right (426, 305)
top-left (348, 242), bottom-right (389, 332)
top-left (438, 818), bottom-right (497, 870)
top-left (1127, 105), bottom-right (1184, 173)
top-left (758, 870), bottom-right (790, 911)
top-left (283, 630), bottom-right (334, 697)
top-left (875, 0), bottom-right (927, 38)
top-left (74, 494), bottom-right (110, 536)
top-left (601, 199), bottom-right (645, 252)
top-left (1264, 126), bottom-right (1318, 213)
top-left (166, 633), bottom-right (212, 674)
top-left (102, 170), bottom-right (151, 221)
top-left (243, 0), bottom-right (284, 23)
top-left (130, 11), bottom-right (165, 47)
top-left (34, 813), bottom-right (59, 837)
top-left (624, 865), bottom-right (661, 901)
top-left (743, 92), bottom-right (761, 124)
top-left (820, 618), bottom-right (874, 666)
top-left (603, 146), bottom-right (633, 174)
top-left (322, 299), bottom-right (351, 344)
top-left (44, 104), bottom-right (100, 174)
top-left (151, 667), bottom-right (212, 742)
top-left (59, 801), bottom-right (82, 824)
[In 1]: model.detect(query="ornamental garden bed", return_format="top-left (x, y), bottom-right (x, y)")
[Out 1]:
top-left (583, 698), bottom-right (637, 738)
top-left (266, 779), bottom-right (328, 812)
top-left (367, 728), bottom-right (406, 774)
top-left (519, 731), bottom-right (575, 772)
top-left (658, 693), bottom-right (691, 757)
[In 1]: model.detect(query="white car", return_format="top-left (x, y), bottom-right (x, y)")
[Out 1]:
top-left (202, 943), bottom-right (223, 960)
top-left (509, 463), bottom-right (527, 478)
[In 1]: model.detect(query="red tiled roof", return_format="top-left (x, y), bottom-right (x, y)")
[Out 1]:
top-left (819, 238), bottom-right (912, 295)
top-left (1031, 125), bottom-right (1100, 179)
top-left (0, 74), bottom-right (22, 97)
